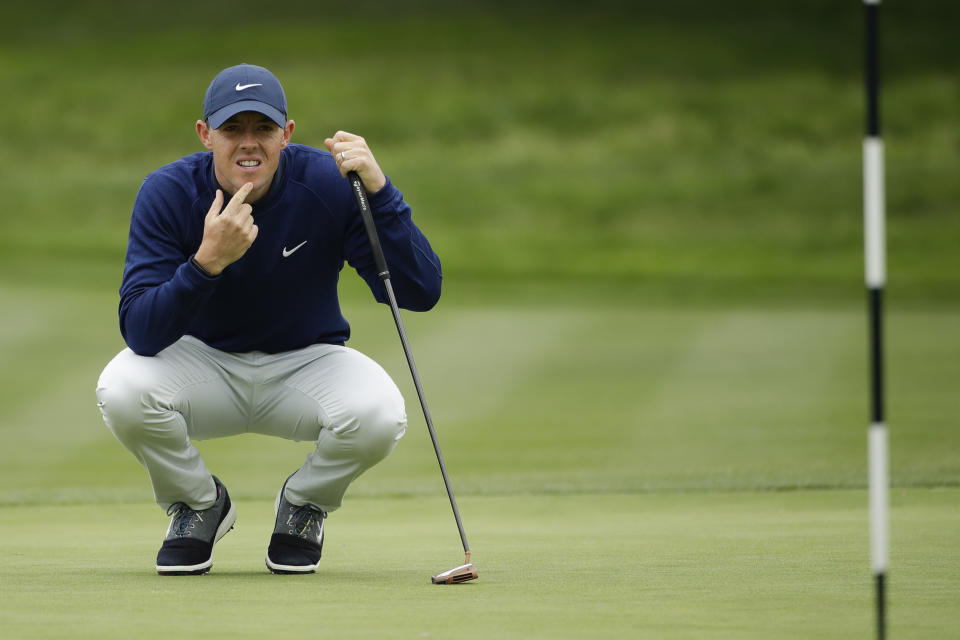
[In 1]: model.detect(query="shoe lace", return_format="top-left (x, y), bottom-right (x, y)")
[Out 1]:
top-left (166, 502), bottom-right (203, 537)
top-left (287, 505), bottom-right (325, 538)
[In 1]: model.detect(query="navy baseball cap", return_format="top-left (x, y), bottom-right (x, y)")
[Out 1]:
top-left (203, 64), bottom-right (287, 129)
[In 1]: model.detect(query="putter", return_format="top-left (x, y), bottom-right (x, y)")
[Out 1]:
top-left (348, 171), bottom-right (478, 585)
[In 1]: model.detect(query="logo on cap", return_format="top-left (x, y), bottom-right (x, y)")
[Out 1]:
top-left (235, 83), bottom-right (263, 91)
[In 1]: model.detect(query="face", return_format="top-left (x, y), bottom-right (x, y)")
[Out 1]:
top-left (196, 112), bottom-right (295, 203)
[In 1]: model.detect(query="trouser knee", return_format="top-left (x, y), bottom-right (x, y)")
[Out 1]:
top-left (331, 398), bottom-right (407, 462)
top-left (96, 351), bottom-right (167, 446)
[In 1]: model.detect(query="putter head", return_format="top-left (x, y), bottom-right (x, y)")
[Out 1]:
top-left (431, 563), bottom-right (478, 584)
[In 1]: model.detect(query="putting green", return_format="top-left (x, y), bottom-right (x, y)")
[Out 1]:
top-left (1, 489), bottom-right (957, 639)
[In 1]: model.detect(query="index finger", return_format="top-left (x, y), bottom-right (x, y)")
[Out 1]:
top-left (225, 182), bottom-right (254, 211)
top-left (329, 130), bottom-right (361, 143)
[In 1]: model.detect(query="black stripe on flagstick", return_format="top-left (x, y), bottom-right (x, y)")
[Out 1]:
top-left (876, 573), bottom-right (886, 639)
top-left (869, 287), bottom-right (885, 423)
top-left (865, 3), bottom-right (881, 136)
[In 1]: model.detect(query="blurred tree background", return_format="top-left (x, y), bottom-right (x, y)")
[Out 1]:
top-left (0, 0), bottom-right (956, 306)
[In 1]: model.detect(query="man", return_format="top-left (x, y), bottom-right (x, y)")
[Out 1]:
top-left (96, 63), bottom-right (441, 575)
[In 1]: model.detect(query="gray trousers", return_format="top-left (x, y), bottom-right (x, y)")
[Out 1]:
top-left (96, 336), bottom-right (406, 512)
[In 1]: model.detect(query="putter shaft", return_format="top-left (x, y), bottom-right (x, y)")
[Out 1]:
top-left (348, 172), bottom-right (475, 577)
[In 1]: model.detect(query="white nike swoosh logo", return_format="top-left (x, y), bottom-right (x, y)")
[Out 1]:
top-left (282, 241), bottom-right (307, 258)
top-left (235, 82), bottom-right (263, 91)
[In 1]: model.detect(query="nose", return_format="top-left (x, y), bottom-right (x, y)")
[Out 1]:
top-left (239, 128), bottom-right (258, 149)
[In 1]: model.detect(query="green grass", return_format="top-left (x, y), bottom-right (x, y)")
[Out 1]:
top-left (2, 286), bottom-right (958, 505)
top-left (2, 491), bottom-right (958, 639)
top-left (1, 1), bottom-right (958, 637)
top-left (1, 287), bottom-right (958, 637)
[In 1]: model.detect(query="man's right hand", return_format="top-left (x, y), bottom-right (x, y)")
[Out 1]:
top-left (193, 182), bottom-right (259, 276)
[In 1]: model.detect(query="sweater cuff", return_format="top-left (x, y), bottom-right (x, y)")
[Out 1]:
top-left (366, 177), bottom-right (400, 211)
top-left (189, 255), bottom-right (218, 279)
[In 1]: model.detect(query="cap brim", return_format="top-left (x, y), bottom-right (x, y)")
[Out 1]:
top-left (207, 100), bottom-right (286, 129)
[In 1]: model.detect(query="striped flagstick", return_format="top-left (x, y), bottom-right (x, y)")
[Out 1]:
top-left (863, 1), bottom-right (888, 638)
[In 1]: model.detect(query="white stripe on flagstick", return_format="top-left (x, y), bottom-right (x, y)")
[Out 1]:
top-left (863, 137), bottom-right (886, 288)
top-left (869, 423), bottom-right (890, 573)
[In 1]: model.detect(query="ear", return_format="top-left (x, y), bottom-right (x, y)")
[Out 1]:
top-left (281, 120), bottom-right (295, 148)
top-left (196, 120), bottom-right (214, 149)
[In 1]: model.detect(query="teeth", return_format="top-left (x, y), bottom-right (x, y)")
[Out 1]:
top-left (239, 160), bottom-right (260, 167)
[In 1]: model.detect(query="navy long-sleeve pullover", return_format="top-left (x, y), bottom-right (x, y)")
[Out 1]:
top-left (119, 143), bottom-right (441, 356)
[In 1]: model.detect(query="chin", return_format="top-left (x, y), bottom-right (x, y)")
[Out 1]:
top-left (229, 173), bottom-right (261, 192)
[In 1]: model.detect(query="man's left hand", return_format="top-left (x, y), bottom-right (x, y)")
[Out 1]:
top-left (324, 131), bottom-right (387, 193)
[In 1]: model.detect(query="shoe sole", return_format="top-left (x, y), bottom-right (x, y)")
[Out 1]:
top-left (265, 558), bottom-right (320, 574)
top-left (156, 501), bottom-right (237, 576)
top-left (265, 480), bottom-right (322, 575)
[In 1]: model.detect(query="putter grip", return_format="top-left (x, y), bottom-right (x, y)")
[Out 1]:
top-left (348, 171), bottom-right (390, 279)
